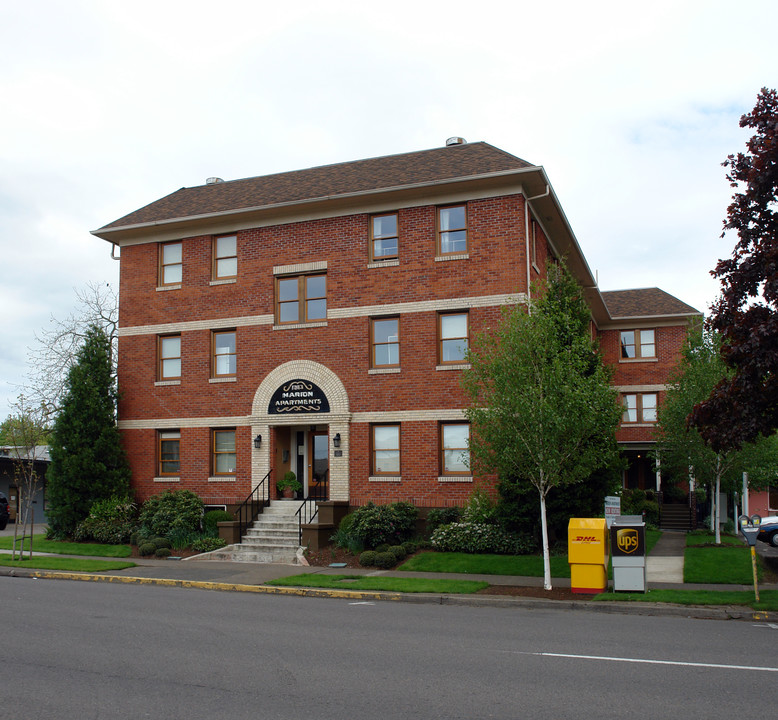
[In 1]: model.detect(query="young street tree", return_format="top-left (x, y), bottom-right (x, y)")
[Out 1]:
top-left (690, 88), bottom-right (778, 451)
top-left (655, 327), bottom-right (778, 544)
top-left (1, 396), bottom-right (50, 559)
top-left (463, 264), bottom-right (623, 589)
top-left (46, 324), bottom-right (131, 537)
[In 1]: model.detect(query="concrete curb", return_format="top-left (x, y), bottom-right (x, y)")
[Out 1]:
top-left (4, 567), bottom-right (776, 622)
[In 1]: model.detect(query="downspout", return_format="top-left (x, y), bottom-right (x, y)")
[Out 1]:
top-left (111, 243), bottom-right (120, 260)
top-left (524, 185), bottom-right (550, 313)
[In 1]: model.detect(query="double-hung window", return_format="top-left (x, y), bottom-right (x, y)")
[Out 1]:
top-left (212, 330), bottom-right (236, 377)
top-left (371, 317), bottom-right (399, 368)
top-left (212, 429), bottom-right (236, 475)
top-left (441, 423), bottom-right (470, 475)
top-left (438, 205), bottom-right (467, 255)
top-left (371, 424), bottom-right (400, 475)
top-left (212, 235), bottom-right (237, 280)
top-left (158, 334), bottom-right (181, 380)
top-left (439, 312), bottom-right (469, 364)
top-left (620, 329), bottom-right (656, 359)
top-left (159, 241), bottom-right (182, 286)
top-left (370, 213), bottom-right (398, 261)
top-left (158, 431), bottom-right (180, 476)
top-left (622, 393), bottom-right (658, 423)
top-left (276, 274), bottom-right (327, 324)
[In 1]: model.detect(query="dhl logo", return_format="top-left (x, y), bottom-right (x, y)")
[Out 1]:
top-left (616, 528), bottom-right (639, 554)
top-left (573, 536), bottom-right (597, 542)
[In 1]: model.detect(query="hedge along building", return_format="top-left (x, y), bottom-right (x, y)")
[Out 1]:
top-left (92, 140), bottom-right (701, 545)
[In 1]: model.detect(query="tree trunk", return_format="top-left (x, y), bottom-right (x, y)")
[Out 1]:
top-left (539, 488), bottom-right (552, 590)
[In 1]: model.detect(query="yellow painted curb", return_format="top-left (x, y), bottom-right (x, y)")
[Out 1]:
top-left (26, 570), bottom-right (405, 601)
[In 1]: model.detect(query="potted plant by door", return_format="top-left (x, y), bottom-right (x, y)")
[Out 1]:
top-left (277, 471), bottom-right (302, 499)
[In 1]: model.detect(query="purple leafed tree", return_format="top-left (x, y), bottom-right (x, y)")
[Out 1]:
top-left (691, 88), bottom-right (778, 452)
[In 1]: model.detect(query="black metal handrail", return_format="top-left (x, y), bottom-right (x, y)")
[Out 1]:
top-left (295, 471), bottom-right (328, 545)
top-left (236, 470), bottom-right (271, 539)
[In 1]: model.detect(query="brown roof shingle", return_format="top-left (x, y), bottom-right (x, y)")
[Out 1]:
top-left (601, 288), bottom-right (701, 318)
top-left (98, 142), bottom-right (534, 231)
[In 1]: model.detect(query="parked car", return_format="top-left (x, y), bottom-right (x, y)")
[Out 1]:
top-left (0, 492), bottom-right (9, 530)
top-left (756, 516), bottom-right (778, 547)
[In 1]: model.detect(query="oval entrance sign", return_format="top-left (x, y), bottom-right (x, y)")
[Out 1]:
top-left (268, 379), bottom-right (330, 414)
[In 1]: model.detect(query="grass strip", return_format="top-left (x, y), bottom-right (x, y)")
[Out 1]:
top-left (267, 573), bottom-right (488, 594)
top-left (686, 532), bottom-right (743, 547)
top-left (594, 588), bottom-right (778, 612)
top-left (0, 555), bottom-right (136, 572)
top-left (684, 545), bottom-right (759, 584)
top-left (399, 551), bottom-right (571, 578)
top-left (0, 534), bottom-right (132, 558)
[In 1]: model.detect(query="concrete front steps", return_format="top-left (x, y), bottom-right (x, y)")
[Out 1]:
top-left (660, 504), bottom-right (695, 531)
top-left (230, 500), bottom-right (303, 564)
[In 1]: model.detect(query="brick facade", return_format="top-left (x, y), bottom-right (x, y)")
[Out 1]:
top-left (95, 141), bottom-right (701, 511)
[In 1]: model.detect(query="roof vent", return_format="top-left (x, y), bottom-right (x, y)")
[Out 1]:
top-left (206, 177), bottom-right (224, 185)
top-left (446, 137), bottom-right (466, 146)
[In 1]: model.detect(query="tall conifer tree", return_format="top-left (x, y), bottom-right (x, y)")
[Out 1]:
top-left (46, 325), bottom-right (130, 536)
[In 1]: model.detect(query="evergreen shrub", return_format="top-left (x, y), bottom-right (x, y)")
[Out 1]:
top-left (192, 537), bottom-right (227, 553)
top-left (373, 551), bottom-right (396, 569)
top-left (430, 522), bottom-right (534, 555)
top-left (139, 490), bottom-right (203, 537)
top-left (138, 542), bottom-right (156, 556)
top-left (359, 550), bottom-right (377, 567)
top-left (426, 507), bottom-right (462, 535)
top-left (349, 501), bottom-right (418, 549)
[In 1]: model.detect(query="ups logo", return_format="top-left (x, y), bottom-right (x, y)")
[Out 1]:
top-left (616, 528), bottom-right (640, 554)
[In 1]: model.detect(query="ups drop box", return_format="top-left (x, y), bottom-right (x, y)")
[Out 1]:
top-left (610, 516), bottom-right (646, 592)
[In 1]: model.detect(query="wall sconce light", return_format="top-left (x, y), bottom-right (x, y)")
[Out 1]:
top-left (333, 432), bottom-right (341, 448)
top-left (254, 434), bottom-right (262, 449)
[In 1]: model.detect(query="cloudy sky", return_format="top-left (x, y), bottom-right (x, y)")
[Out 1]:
top-left (0, 0), bottom-right (775, 418)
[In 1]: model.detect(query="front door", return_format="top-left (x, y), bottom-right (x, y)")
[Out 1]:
top-left (308, 432), bottom-right (329, 500)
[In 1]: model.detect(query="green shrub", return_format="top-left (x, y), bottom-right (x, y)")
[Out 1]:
top-left (350, 502), bottom-right (419, 549)
top-left (203, 510), bottom-right (233, 535)
top-left (192, 536), bottom-right (227, 553)
top-left (166, 529), bottom-right (202, 551)
top-left (463, 485), bottom-right (497, 524)
top-left (130, 532), bottom-right (139, 546)
top-left (155, 547), bottom-right (172, 558)
top-left (375, 543), bottom-right (390, 553)
top-left (73, 495), bottom-right (138, 544)
top-left (139, 490), bottom-right (203, 537)
top-left (426, 507), bottom-right (462, 535)
top-left (430, 522), bottom-right (534, 554)
top-left (359, 550), bottom-right (377, 567)
top-left (401, 540), bottom-right (417, 554)
top-left (388, 545), bottom-right (406, 562)
top-left (621, 488), bottom-right (659, 526)
top-left (138, 542), bottom-right (156, 556)
top-left (374, 551), bottom-right (396, 569)
top-left (152, 537), bottom-right (171, 550)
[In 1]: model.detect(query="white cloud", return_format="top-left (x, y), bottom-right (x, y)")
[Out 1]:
top-left (0, 0), bottom-right (776, 415)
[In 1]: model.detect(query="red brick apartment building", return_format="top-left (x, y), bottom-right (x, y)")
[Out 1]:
top-left (92, 139), bottom-right (701, 538)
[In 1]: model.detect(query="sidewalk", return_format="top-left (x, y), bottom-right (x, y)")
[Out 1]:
top-left (2, 524), bottom-right (776, 620)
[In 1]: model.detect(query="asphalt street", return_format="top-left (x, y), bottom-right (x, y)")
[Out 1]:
top-left (2, 577), bottom-right (776, 719)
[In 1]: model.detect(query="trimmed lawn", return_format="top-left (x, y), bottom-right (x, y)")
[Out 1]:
top-left (267, 574), bottom-right (488, 594)
top-left (684, 544), bottom-right (759, 584)
top-left (0, 555), bottom-right (136, 572)
top-left (0, 534), bottom-right (132, 558)
top-left (399, 551), bottom-right (571, 578)
top-left (594, 588), bottom-right (777, 612)
top-left (686, 532), bottom-right (742, 547)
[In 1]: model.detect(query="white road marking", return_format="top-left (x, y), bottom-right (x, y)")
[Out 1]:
top-left (349, 601), bottom-right (375, 605)
top-left (753, 623), bottom-right (778, 629)
top-left (511, 651), bottom-right (778, 673)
